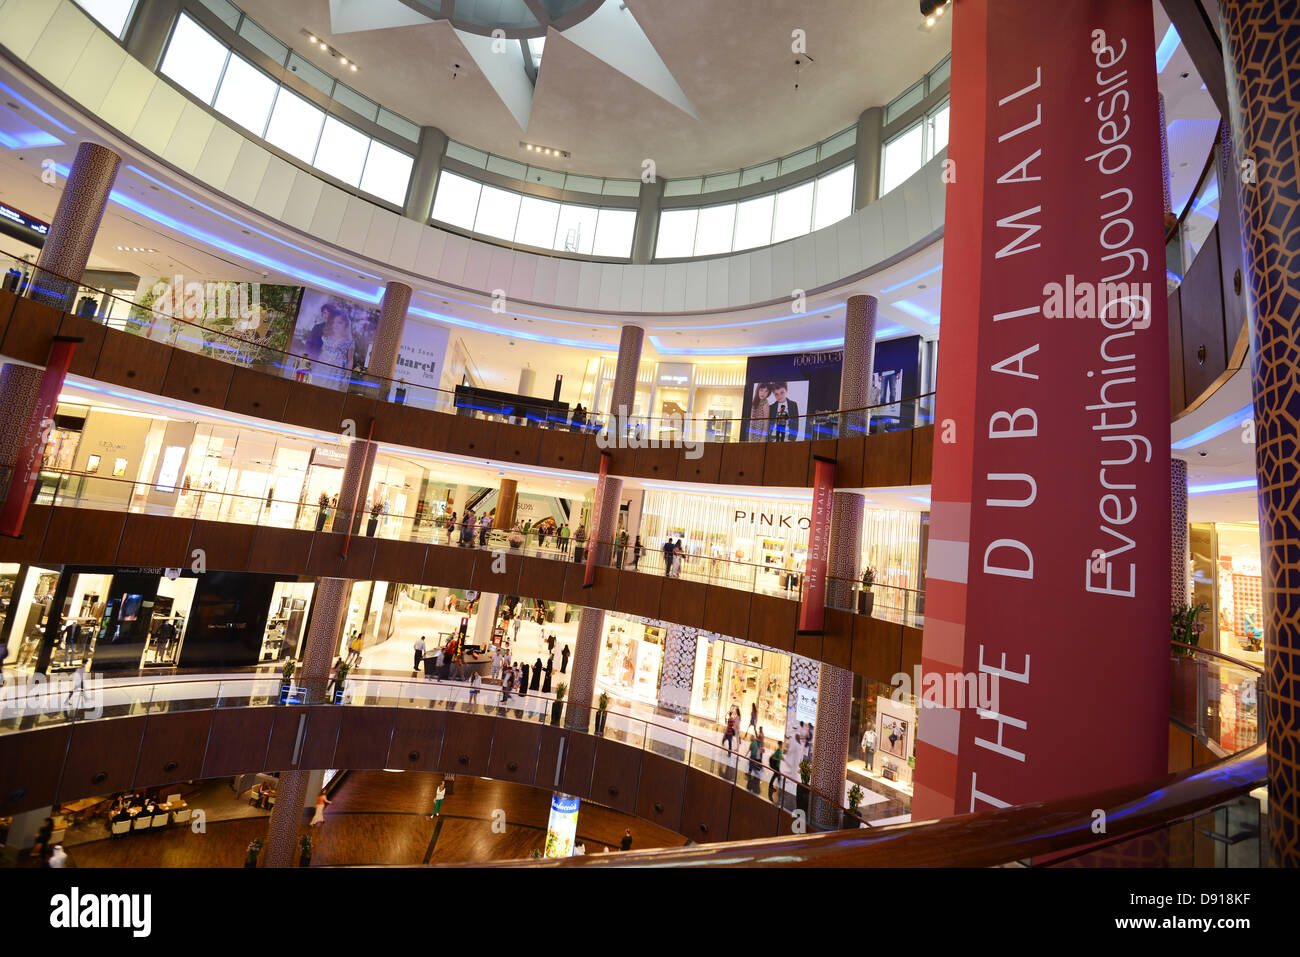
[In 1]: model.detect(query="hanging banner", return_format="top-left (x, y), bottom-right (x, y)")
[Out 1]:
top-left (914, 0), bottom-right (1170, 819)
top-left (798, 456), bottom-right (836, 634)
top-left (583, 452), bottom-right (610, 588)
top-left (0, 336), bottom-right (79, 537)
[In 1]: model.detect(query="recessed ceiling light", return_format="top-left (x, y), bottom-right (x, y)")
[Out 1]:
top-left (308, 34), bottom-right (317, 43)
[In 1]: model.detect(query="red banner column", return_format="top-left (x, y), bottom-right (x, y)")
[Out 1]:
top-left (915, 0), bottom-right (1170, 818)
top-left (1219, 0), bottom-right (1300, 868)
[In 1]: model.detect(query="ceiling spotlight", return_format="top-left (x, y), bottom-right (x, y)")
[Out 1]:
top-left (919, 0), bottom-right (950, 16)
top-left (350, 64), bottom-right (358, 71)
top-left (340, 57), bottom-right (348, 65)
top-left (926, 16), bottom-right (935, 25)
top-left (308, 34), bottom-right (317, 44)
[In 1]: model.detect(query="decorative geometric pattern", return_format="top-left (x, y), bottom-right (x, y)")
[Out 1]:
top-left (564, 607), bottom-right (604, 726)
top-left (811, 662), bottom-right (854, 824)
top-left (609, 325), bottom-right (644, 420)
top-left (656, 623), bottom-right (697, 714)
top-left (331, 439), bottom-right (378, 534)
top-left (1158, 93), bottom-right (1173, 217)
top-left (827, 491), bottom-right (865, 609)
top-left (32, 142), bottom-right (121, 309)
top-left (1171, 458), bottom-right (1189, 606)
top-left (0, 364), bottom-right (42, 492)
top-left (841, 295), bottom-right (878, 433)
top-left (262, 770), bottom-right (312, 868)
top-left (1221, 0), bottom-right (1300, 868)
top-left (367, 281), bottom-right (412, 382)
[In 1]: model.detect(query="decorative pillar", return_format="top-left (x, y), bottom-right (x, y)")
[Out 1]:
top-left (1220, 0), bottom-right (1300, 868)
top-left (263, 771), bottom-right (312, 868)
top-left (656, 624), bottom-right (697, 714)
top-left (564, 607), bottom-right (603, 730)
top-left (495, 478), bottom-right (518, 530)
top-left (1157, 92), bottom-right (1176, 230)
top-left (367, 281), bottom-right (411, 404)
top-left (841, 295), bottom-right (878, 435)
top-left (30, 142), bottom-right (121, 310)
top-left (405, 126), bottom-right (448, 223)
top-left (854, 106), bottom-right (884, 209)
top-left (610, 325), bottom-right (645, 419)
top-left (331, 438), bottom-right (379, 536)
top-left (0, 364), bottom-right (43, 492)
top-left (1171, 458), bottom-right (1189, 608)
top-left (810, 663), bottom-right (854, 826)
top-left (518, 367), bottom-right (537, 396)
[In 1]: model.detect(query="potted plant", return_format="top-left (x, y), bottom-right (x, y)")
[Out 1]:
top-left (299, 834), bottom-right (312, 867)
top-left (551, 682), bottom-right (566, 726)
top-left (278, 659), bottom-right (296, 704)
top-left (595, 691), bottom-right (610, 735)
top-left (315, 492), bottom-right (331, 531)
top-left (1171, 602), bottom-right (1207, 724)
top-left (858, 568), bottom-right (876, 615)
top-left (366, 500), bottom-right (383, 537)
top-left (333, 661), bottom-right (350, 704)
top-left (244, 838), bottom-right (263, 868)
top-left (846, 782), bottom-right (864, 829)
top-left (796, 758), bottom-right (812, 814)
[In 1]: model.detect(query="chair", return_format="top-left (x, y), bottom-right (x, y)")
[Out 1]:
top-left (166, 794), bottom-right (181, 805)
top-left (132, 816), bottom-right (150, 831)
top-left (171, 807), bottom-right (191, 825)
top-left (151, 814), bottom-right (168, 828)
top-left (110, 820), bottom-right (131, 837)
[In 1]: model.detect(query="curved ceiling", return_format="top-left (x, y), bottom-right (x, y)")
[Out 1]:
top-left (234, 0), bottom-right (953, 177)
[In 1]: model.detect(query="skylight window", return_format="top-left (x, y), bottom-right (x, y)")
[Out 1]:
top-left (528, 37), bottom-right (546, 68)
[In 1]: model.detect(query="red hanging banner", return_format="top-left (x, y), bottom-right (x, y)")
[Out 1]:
top-left (798, 456), bottom-right (836, 634)
top-left (583, 451), bottom-right (610, 588)
top-left (0, 336), bottom-right (78, 538)
top-left (914, 0), bottom-right (1170, 818)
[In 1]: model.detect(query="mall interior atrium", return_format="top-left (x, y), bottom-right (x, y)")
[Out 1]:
top-left (0, 0), bottom-right (1294, 905)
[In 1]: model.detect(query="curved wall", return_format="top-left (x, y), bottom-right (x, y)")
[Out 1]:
top-left (0, 293), bottom-right (936, 489)
top-left (0, 505), bottom-right (923, 683)
top-left (0, 705), bottom-right (794, 843)
top-left (0, 0), bottom-right (946, 314)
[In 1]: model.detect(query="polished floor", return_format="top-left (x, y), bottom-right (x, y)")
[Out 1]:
top-left (51, 771), bottom-right (685, 867)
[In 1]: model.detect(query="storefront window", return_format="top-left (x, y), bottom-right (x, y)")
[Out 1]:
top-left (260, 581), bottom-right (314, 662)
top-left (689, 638), bottom-right (788, 729)
top-left (595, 615), bottom-right (663, 703)
top-left (2, 565), bottom-right (58, 674)
top-left (1214, 523), bottom-right (1263, 663)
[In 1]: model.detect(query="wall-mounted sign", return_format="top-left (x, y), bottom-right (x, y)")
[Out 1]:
top-left (0, 202), bottom-right (49, 248)
top-left (655, 362), bottom-right (692, 387)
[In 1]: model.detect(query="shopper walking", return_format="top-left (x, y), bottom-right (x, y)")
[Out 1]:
top-left (430, 782), bottom-right (446, 818)
top-left (519, 661), bottom-right (531, 701)
top-left (661, 538), bottom-right (674, 577)
top-left (573, 524), bottom-right (587, 563)
top-left (620, 828), bottom-right (633, 851)
top-left (722, 708), bottom-right (738, 753)
top-left (613, 529), bottom-right (627, 567)
top-left (560, 644), bottom-right (570, 674)
top-left (468, 672), bottom-right (481, 708)
top-left (310, 791), bottom-right (330, 827)
top-left (746, 701), bottom-right (759, 737)
top-left (478, 512), bottom-right (491, 547)
top-left (768, 742), bottom-right (785, 801)
top-left (861, 725), bottom-right (877, 771)
top-left (530, 657), bottom-right (543, 692)
top-left (413, 635), bottom-right (426, 673)
top-left (632, 535), bottom-right (643, 570)
top-left (542, 653), bottom-right (554, 694)
top-left (559, 524), bottom-right (570, 555)
top-left (747, 734), bottom-right (763, 793)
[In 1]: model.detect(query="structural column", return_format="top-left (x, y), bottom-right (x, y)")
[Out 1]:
top-left (0, 364), bottom-right (43, 492)
top-left (1171, 458), bottom-right (1190, 608)
top-left (123, 0), bottom-right (182, 70)
top-left (811, 295), bottom-right (876, 823)
top-left (1221, 0), bottom-right (1300, 867)
top-left (30, 142), bottom-right (121, 311)
top-left (565, 325), bottom-right (643, 726)
top-left (495, 478), bottom-right (518, 530)
top-left (631, 179), bottom-right (665, 265)
top-left (405, 127), bottom-right (448, 223)
top-left (656, 624), bottom-right (697, 714)
top-left (854, 106), bottom-right (884, 210)
top-left (367, 281), bottom-right (412, 401)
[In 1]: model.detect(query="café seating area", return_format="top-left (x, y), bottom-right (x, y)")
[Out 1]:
top-left (107, 791), bottom-right (192, 836)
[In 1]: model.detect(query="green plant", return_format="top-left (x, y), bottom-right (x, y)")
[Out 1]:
top-left (798, 758), bottom-right (812, 786)
top-left (1171, 602), bottom-right (1207, 656)
top-left (245, 838), bottom-right (263, 865)
top-left (299, 835), bottom-right (311, 853)
top-left (281, 659), bottom-right (296, 680)
top-left (336, 662), bottom-right (350, 683)
top-left (530, 848), bottom-right (543, 859)
top-left (861, 567), bottom-right (876, 587)
top-left (370, 500), bottom-right (383, 518)
top-left (555, 682), bottom-right (567, 702)
top-left (847, 783), bottom-right (863, 814)
top-left (597, 691), bottom-right (610, 711)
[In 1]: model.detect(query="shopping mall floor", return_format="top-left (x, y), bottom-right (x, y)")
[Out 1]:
top-left (29, 772), bottom-right (684, 867)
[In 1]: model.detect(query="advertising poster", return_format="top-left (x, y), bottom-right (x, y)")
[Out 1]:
top-left (544, 792), bottom-right (581, 858)
top-left (126, 276), bottom-right (302, 371)
top-left (289, 288), bottom-right (382, 388)
top-left (914, 0), bottom-right (1169, 818)
top-left (869, 335), bottom-right (923, 423)
top-left (394, 320), bottom-right (452, 408)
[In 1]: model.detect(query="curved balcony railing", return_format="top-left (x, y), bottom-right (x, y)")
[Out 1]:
top-left (1170, 640), bottom-right (1264, 756)
top-left (0, 672), bottom-right (893, 830)
top-left (19, 466), bottom-right (927, 628)
top-left (1, 247), bottom-right (936, 446)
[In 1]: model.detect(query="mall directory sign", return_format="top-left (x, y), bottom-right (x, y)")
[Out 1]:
top-left (914, 0), bottom-right (1170, 818)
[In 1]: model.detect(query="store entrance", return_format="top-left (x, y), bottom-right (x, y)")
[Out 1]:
top-left (692, 639), bottom-right (788, 733)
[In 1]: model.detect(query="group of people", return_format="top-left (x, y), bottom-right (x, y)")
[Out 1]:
top-left (445, 509), bottom-right (496, 547)
top-left (660, 538), bottom-right (687, 577)
top-left (719, 702), bottom-right (788, 800)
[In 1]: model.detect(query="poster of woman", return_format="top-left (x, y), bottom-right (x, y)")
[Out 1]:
top-left (290, 290), bottom-right (382, 389)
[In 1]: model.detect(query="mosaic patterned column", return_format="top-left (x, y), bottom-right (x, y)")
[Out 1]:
top-left (262, 769), bottom-right (312, 868)
top-left (656, 624), bottom-right (698, 714)
top-left (564, 606), bottom-right (604, 730)
top-left (810, 662), bottom-right (854, 826)
top-left (841, 295), bottom-right (877, 435)
top-left (1158, 92), bottom-right (1175, 224)
top-left (31, 142), bottom-right (121, 310)
top-left (610, 324), bottom-right (644, 419)
top-left (0, 365), bottom-right (42, 493)
top-left (1220, 0), bottom-right (1300, 868)
top-left (367, 281), bottom-right (412, 383)
top-left (589, 474), bottom-right (623, 567)
top-left (1171, 458), bottom-right (1190, 607)
top-left (331, 438), bottom-right (378, 535)
top-left (826, 492), bottom-right (865, 611)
